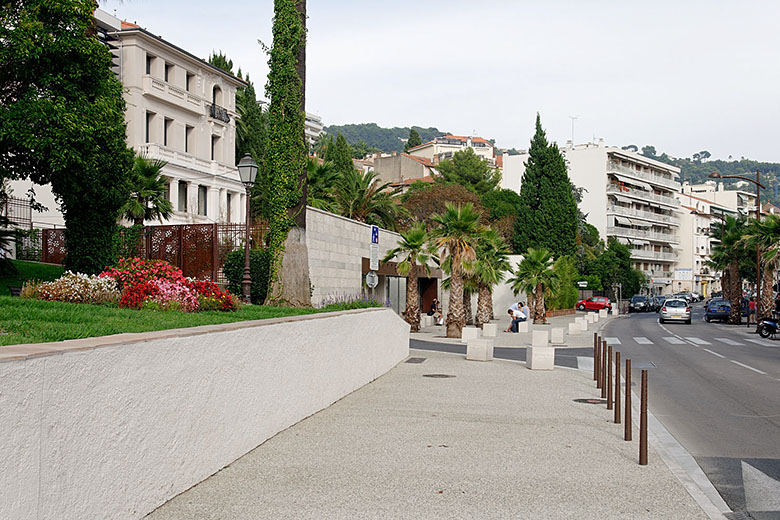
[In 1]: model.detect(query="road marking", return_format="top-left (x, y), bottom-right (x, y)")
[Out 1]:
top-left (730, 360), bottom-right (767, 374)
top-left (714, 338), bottom-right (744, 346)
top-left (663, 337), bottom-right (687, 345)
top-left (604, 337), bottom-right (621, 344)
top-left (634, 337), bottom-right (653, 344)
top-left (684, 337), bottom-right (711, 345)
top-left (746, 338), bottom-right (777, 347)
top-left (701, 348), bottom-right (725, 358)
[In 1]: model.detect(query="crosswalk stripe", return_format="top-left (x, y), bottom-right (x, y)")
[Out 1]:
top-left (746, 338), bottom-right (777, 347)
top-left (715, 338), bottom-right (744, 346)
top-left (634, 337), bottom-right (653, 344)
top-left (604, 337), bottom-right (621, 344)
top-left (684, 337), bottom-right (711, 345)
top-left (664, 337), bottom-right (686, 345)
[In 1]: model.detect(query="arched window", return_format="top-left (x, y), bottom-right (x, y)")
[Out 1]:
top-left (212, 85), bottom-right (222, 106)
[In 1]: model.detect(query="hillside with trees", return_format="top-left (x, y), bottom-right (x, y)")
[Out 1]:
top-left (322, 123), bottom-right (444, 153)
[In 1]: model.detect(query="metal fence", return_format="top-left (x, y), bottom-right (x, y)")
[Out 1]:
top-left (19, 223), bottom-right (268, 283)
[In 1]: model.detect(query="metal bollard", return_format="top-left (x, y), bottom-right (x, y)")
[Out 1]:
top-left (607, 346), bottom-right (613, 410)
top-left (593, 333), bottom-right (599, 382)
top-left (639, 369), bottom-right (648, 465)
top-left (625, 359), bottom-right (632, 441)
top-left (595, 341), bottom-right (601, 388)
top-left (614, 352), bottom-right (621, 424)
top-left (600, 339), bottom-right (607, 399)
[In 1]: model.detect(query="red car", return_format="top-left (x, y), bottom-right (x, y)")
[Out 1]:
top-left (577, 296), bottom-right (612, 312)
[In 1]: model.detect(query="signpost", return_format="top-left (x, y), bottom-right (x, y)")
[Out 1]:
top-left (370, 225), bottom-right (379, 271)
top-left (577, 280), bottom-right (588, 301)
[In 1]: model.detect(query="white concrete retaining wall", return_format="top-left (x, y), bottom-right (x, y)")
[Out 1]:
top-left (0, 308), bottom-right (409, 520)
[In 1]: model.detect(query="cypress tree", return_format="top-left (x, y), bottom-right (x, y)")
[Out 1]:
top-left (404, 128), bottom-right (422, 152)
top-left (514, 114), bottom-right (578, 258)
top-left (327, 133), bottom-right (355, 174)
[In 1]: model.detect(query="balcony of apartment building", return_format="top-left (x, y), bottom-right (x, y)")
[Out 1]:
top-left (606, 160), bottom-right (679, 191)
top-left (607, 203), bottom-right (680, 227)
top-left (606, 182), bottom-right (679, 209)
top-left (629, 248), bottom-right (679, 262)
top-left (138, 143), bottom-right (238, 178)
top-left (607, 223), bottom-right (680, 244)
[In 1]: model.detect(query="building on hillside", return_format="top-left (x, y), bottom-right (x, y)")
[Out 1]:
top-left (682, 182), bottom-right (759, 218)
top-left (372, 153), bottom-right (439, 186)
top-left (305, 113), bottom-right (324, 147)
top-left (407, 135), bottom-right (499, 168)
top-left (502, 140), bottom-right (682, 295)
top-left (10, 9), bottom-right (249, 228)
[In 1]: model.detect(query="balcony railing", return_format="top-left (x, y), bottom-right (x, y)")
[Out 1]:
top-left (607, 205), bottom-right (680, 226)
top-left (208, 103), bottom-right (231, 123)
top-left (607, 225), bottom-right (680, 244)
top-left (138, 143), bottom-right (239, 179)
top-left (607, 161), bottom-right (680, 190)
top-left (630, 249), bottom-right (679, 262)
top-left (606, 183), bottom-right (679, 208)
top-left (142, 75), bottom-right (203, 115)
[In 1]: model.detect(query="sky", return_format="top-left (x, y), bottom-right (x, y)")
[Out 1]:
top-left (102, 0), bottom-right (780, 162)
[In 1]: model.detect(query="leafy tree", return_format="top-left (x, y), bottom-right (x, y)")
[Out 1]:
top-left (583, 238), bottom-right (644, 300)
top-left (325, 133), bottom-right (355, 174)
top-left (709, 216), bottom-right (745, 324)
top-left (474, 228), bottom-right (511, 326)
top-left (547, 255), bottom-right (579, 311)
top-left (401, 183), bottom-right (486, 231)
top-left (121, 155), bottom-right (173, 226)
top-left (334, 169), bottom-right (402, 230)
top-left (508, 247), bottom-right (560, 324)
top-left (351, 140), bottom-right (379, 159)
top-left (312, 133), bottom-right (332, 157)
top-left (223, 248), bottom-right (271, 304)
top-left (430, 203), bottom-right (483, 337)
top-left (641, 145), bottom-right (657, 159)
top-left (740, 215), bottom-right (780, 318)
top-left (437, 148), bottom-right (501, 195)
top-left (0, 0), bottom-right (134, 274)
top-left (514, 114), bottom-right (578, 258)
top-left (323, 123), bottom-right (442, 153)
top-left (382, 224), bottom-right (432, 332)
top-left (404, 128), bottom-right (422, 152)
top-left (621, 145), bottom-right (639, 152)
top-left (306, 159), bottom-right (338, 212)
top-left (504, 148), bottom-right (523, 156)
top-left (481, 189), bottom-right (522, 221)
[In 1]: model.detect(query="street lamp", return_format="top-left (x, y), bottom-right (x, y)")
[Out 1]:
top-left (709, 170), bottom-right (765, 322)
top-left (237, 153), bottom-right (258, 303)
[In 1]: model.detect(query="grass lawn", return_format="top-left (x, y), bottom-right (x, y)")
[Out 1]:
top-left (0, 260), bottom-right (65, 296)
top-left (0, 296), bottom-right (376, 346)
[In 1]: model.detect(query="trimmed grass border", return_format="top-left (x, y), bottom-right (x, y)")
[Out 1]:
top-left (0, 260), bottom-right (65, 296)
top-left (0, 296), bottom-right (381, 346)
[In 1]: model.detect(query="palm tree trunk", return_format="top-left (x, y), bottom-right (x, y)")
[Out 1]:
top-left (534, 282), bottom-right (546, 324)
top-left (476, 283), bottom-right (492, 328)
top-left (406, 265), bottom-right (420, 332)
top-left (463, 288), bottom-right (473, 325)
top-left (727, 261), bottom-right (741, 325)
top-left (446, 269), bottom-right (464, 338)
top-left (760, 256), bottom-right (775, 319)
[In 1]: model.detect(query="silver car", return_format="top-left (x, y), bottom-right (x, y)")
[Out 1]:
top-left (660, 298), bottom-right (691, 324)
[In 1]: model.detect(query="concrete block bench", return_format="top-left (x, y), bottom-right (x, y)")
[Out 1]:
top-left (551, 327), bottom-right (564, 345)
top-left (461, 326), bottom-right (480, 343)
top-left (482, 323), bottom-right (497, 337)
top-left (466, 338), bottom-right (494, 361)
top-left (568, 322), bottom-right (579, 335)
top-left (527, 346), bottom-right (555, 370)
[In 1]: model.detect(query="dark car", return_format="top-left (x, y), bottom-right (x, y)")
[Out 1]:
top-left (629, 295), bottom-right (650, 313)
top-left (705, 299), bottom-right (731, 322)
top-left (655, 296), bottom-right (667, 311)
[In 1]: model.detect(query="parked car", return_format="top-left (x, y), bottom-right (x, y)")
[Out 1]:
top-left (577, 296), bottom-right (612, 312)
top-left (654, 296), bottom-right (667, 311)
top-left (660, 298), bottom-right (691, 324)
top-left (629, 295), bottom-right (651, 313)
top-left (705, 299), bottom-right (731, 322)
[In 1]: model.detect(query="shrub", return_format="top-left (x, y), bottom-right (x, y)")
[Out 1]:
top-left (223, 249), bottom-right (270, 304)
top-left (145, 279), bottom-right (199, 312)
top-left (318, 292), bottom-right (389, 311)
top-left (37, 271), bottom-right (121, 305)
top-left (100, 257), bottom-right (188, 290)
top-left (190, 279), bottom-right (235, 311)
top-left (20, 280), bottom-right (42, 299)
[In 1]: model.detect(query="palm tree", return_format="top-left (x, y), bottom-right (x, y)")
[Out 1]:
top-left (121, 154), bottom-right (173, 226)
top-left (741, 214), bottom-right (780, 318)
top-left (474, 228), bottom-right (511, 327)
top-left (382, 224), bottom-right (432, 332)
top-left (708, 216), bottom-right (745, 324)
top-left (334, 169), bottom-right (402, 230)
top-left (508, 247), bottom-right (560, 324)
top-left (306, 159), bottom-right (338, 212)
top-left (430, 202), bottom-right (483, 337)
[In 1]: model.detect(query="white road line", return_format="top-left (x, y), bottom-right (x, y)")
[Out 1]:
top-left (634, 337), bottom-right (653, 344)
top-left (746, 338), bottom-right (776, 347)
top-left (701, 348), bottom-right (725, 358)
top-left (664, 337), bottom-right (687, 345)
top-left (684, 337), bottom-right (711, 345)
top-left (714, 338), bottom-right (744, 346)
top-left (604, 337), bottom-right (621, 344)
top-left (730, 360), bottom-right (767, 374)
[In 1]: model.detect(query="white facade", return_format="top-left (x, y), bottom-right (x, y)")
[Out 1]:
top-left (407, 135), bottom-right (498, 167)
top-left (10, 9), bottom-right (248, 228)
top-left (305, 112), bottom-right (324, 147)
top-left (502, 141), bottom-right (682, 295)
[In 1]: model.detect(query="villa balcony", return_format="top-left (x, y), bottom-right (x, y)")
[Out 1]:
top-left (607, 225), bottom-right (680, 244)
top-left (607, 161), bottom-right (680, 191)
top-left (606, 183), bottom-right (679, 209)
top-left (142, 75), bottom-right (203, 115)
top-left (607, 205), bottom-right (680, 226)
top-left (137, 143), bottom-right (240, 180)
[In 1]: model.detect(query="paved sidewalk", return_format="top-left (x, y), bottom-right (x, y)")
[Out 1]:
top-left (147, 349), bottom-right (708, 519)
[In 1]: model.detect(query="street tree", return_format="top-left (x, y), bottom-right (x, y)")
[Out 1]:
top-left (382, 224), bottom-right (432, 332)
top-left (514, 114), bottom-right (578, 257)
top-left (437, 148), bottom-right (501, 195)
top-left (709, 216), bottom-right (745, 324)
top-left (509, 247), bottom-right (560, 324)
top-left (741, 214), bottom-right (780, 318)
top-left (474, 228), bottom-right (511, 327)
top-left (0, 0), bottom-right (134, 274)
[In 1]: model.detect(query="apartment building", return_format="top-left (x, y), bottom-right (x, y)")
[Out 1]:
top-left (682, 182), bottom-right (758, 218)
top-left (305, 113), bottom-right (324, 148)
top-left (372, 153), bottom-right (439, 186)
top-left (502, 141), bottom-right (682, 295)
top-left (11, 9), bottom-right (249, 228)
top-left (407, 135), bottom-right (499, 167)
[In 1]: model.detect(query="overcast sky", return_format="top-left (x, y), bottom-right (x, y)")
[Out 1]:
top-left (103, 0), bottom-right (780, 162)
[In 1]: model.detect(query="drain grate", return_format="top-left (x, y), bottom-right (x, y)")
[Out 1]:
top-left (573, 398), bottom-right (608, 405)
top-left (423, 374), bottom-right (456, 378)
top-left (405, 357), bottom-right (427, 364)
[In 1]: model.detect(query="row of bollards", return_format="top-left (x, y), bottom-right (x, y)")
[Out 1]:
top-left (593, 332), bottom-right (648, 465)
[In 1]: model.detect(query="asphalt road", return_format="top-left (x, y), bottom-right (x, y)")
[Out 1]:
top-left (605, 304), bottom-right (780, 520)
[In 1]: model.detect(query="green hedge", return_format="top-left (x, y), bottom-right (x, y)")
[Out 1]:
top-left (223, 249), bottom-right (270, 304)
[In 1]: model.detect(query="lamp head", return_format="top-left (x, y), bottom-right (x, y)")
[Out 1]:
top-left (708, 172), bottom-right (722, 179)
top-left (237, 154), bottom-right (258, 187)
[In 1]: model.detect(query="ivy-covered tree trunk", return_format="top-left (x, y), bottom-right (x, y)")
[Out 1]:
top-left (405, 264), bottom-right (420, 332)
top-left (446, 269), bottom-right (465, 338)
top-left (475, 283), bottom-right (492, 328)
top-left (533, 282), bottom-right (547, 324)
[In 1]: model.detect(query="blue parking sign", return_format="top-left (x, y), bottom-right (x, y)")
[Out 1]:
top-left (371, 225), bottom-right (379, 245)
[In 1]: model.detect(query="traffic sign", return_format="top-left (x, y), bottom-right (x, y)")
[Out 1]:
top-left (370, 244), bottom-right (379, 270)
top-left (577, 281), bottom-right (588, 288)
top-left (371, 225), bottom-right (379, 245)
top-left (366, 271), bottom-right (379, 289)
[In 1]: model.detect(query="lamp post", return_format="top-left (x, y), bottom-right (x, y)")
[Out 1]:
top-left (237, 154), bottom-right (258, 304)
top-left (709, 171), bottom-right (765, 322)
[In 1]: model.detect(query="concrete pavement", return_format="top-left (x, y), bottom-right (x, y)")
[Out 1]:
top-left (147, 331), bottom-right (711, 519)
